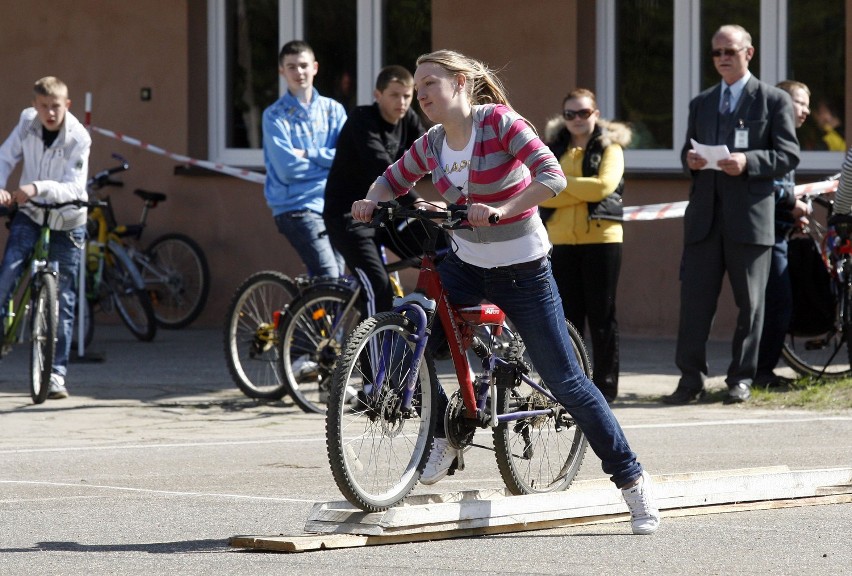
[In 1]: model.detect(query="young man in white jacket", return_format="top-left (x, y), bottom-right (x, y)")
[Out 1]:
top-left (0, 76), bottom-right (91, 399)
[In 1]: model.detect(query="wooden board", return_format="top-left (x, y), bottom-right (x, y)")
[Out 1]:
top-left (229, 467), bottom-right (852, 553)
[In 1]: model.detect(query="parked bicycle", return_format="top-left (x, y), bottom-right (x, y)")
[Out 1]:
top-left (273, 257), bottom-right (418, 413)
top-left (1, 199), bottom-right (103, 403)
top-left (224, 260), bottom-right (408, 408)
top-left (224, 229), bottom-right (421, 408)
top-left (326, 201), bottom-right (589, 512)
top-left (223, 270), bottom-right (307, 400)
top-left (86, 154), bottom-right (210, 331)
top-left (82, 167), bottom-right (156, 342)
top-left (782, 178), bottom-right (852, 379)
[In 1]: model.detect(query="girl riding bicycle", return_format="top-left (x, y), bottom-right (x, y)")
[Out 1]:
top-left (351, 50), bottom-right (659, 535)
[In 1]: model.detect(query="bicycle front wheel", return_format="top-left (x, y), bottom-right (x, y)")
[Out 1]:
top-left (143, 233), bottom-right (210, 329)
top-left (278, 284), bottom-right (362, 414)
top-left (326, 312), bottom-right (437, 512)
top-left (30, 274), bottom-right (58, 404)
top-left (493, 319), bottom-right (588, 495)
top-left (105, 251), bottom-right (157, 341)
top-left (223, 271), bottom-right (299, 399)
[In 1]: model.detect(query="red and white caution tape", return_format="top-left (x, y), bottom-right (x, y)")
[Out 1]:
top-left (623, 179), bottom-right (840, 221)
top-left (82, 95), bottom-right (841, 215)
top-left (623, 201), bottom-right (687, 221)
top-left (89, 126), bottom-right (267, 184)
top-left (85, 93), bottom-right (265, 184)
top-left (793, 178), bottom-right (838, 198)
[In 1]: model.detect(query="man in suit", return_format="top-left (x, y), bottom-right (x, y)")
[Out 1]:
top-left (663, 24), bottom-right (800, 405)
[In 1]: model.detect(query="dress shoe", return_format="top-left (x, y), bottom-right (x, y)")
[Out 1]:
top-left (661, 386), bottom-right (705, 405)
top-left (724, 381), bottom-right (751, 404)
top-left (753, 372), bottom-right (792, 388)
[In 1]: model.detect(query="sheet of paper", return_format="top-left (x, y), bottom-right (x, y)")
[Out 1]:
top-left (690, 138), bottom-right (731, 170)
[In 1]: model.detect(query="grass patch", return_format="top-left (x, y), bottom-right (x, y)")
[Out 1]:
top-left (749, 376), bottom-right (852, 410)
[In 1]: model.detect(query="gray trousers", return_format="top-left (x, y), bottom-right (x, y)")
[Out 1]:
top-left (675, 216), bottom-right (772, 390)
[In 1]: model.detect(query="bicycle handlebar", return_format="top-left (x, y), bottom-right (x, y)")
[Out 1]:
top-left (368, 200), bottom-right (499, 231)
top-left (88, 153), bottom-right (130, 190)
top-left (29, 199), bottom-right (108, 210)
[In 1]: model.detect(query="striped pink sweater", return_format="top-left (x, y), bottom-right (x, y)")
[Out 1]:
top-left (377, 104), bottom-right (567, 243)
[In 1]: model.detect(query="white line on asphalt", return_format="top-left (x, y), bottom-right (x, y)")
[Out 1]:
top-left (0, 437), bottom-right (324, 455)
top-left (0, 480), bottom-right (317, 503)
top-left (623, 416), bottom-right (852, 429)
top-left (2, 416), bottom-right (851, 456)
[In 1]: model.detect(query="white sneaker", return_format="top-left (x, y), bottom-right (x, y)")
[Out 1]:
top-left (291, 355), bottom-right (318, 378)
top-left (621, 471), bottom-right (660, 534)
top-left (420, 437), bottom-right (459, 485)
top-left (47, 373), bottom-right (69, 400)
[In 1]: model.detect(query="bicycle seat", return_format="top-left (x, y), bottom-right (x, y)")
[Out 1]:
top-left (134, 189), bottom-right (167, 205)
top-left (458, 304), bottom-right (506, 327)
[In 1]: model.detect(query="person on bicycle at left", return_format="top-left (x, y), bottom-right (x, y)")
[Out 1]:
top-left (0, 76), bottom-right (91, 400)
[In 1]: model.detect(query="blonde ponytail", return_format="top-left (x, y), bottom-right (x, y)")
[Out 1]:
top-left (416, 50), bottom-right (513, 109)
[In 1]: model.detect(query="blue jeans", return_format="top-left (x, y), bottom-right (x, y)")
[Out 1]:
top-left (0, 213), bottom-right (85, 377)
top-left (437, 252), bottom-right (643, 487)
top-left (757, 231), bottom-right (792, 378)
top-left (274, 210), bottom-right (344, 278)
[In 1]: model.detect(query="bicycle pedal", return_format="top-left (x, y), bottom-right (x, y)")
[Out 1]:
top-left (804, 339), bottom-right (827, 351)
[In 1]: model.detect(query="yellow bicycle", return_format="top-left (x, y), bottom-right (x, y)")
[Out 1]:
top-left (79, 158), bottom-right (157, 343)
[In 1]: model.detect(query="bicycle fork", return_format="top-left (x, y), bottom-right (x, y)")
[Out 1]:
top-left (379, 295), bottom-right (434, 413)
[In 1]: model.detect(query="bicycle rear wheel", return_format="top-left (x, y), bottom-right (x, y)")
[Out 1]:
top-left (143, 233), bottom-right (210, 329)
top-left (30, 274), bottom-right (58, 404)
top-left (278, 283), bottom-right (362, 414)
top-left (326, 312), bottom-right (438, 512)
top-left (223, 271), bottom-right (299, 399)
top-left (781, 332), bottom-right (852, 379)
top-left (493, 320), bottom-right (588, 495)
top-left (105, 251), bottom-right (157, 341)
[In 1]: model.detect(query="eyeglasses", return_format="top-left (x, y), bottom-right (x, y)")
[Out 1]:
top-left (711, 47), bottom-right (746, 58)
top-left (563, 108), bottom-right (594, 120)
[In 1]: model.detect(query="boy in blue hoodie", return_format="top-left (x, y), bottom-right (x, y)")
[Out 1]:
top-left (262, 40), bottom-right (346, 277)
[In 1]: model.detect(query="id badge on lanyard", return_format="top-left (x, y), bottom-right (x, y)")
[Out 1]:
top-left (734, 120), bottom-right (749, 149)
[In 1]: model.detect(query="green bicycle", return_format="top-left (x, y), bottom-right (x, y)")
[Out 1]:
top-left (1, 199), bottom-right (103, 403)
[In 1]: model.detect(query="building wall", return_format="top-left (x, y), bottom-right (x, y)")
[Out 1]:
top-left (0, 1), bottom-right (289, 334)
top-left (1, 1), bottom-right (848, 341)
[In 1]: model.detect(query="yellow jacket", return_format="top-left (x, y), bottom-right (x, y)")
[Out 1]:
top-left (541, 118), bottom-right (630, 245)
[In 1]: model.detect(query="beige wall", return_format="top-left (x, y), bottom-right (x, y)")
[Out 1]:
top-left (1, 1), bottom-right (849, 341)
top-left (432, 0), bottom-right (578, 133)
top-left (0, 1), bottom-right (299, 332)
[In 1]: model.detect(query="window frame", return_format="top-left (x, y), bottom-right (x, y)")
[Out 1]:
top-left (207, 0), bottom-right (382, 167)
top-left (596, 0), bottom-right (844, 173)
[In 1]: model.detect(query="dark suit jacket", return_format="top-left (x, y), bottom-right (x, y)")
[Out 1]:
top-left (680, 75), bottom-right (800, 247)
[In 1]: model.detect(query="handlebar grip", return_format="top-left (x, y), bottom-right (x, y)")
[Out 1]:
top-left (811, 195), bottom-right (832, 209)
top-left (488, 213), bottom-right (500, 224)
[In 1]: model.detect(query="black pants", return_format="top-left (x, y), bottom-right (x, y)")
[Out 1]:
top-left (325, 214), bottom-right (446, 318)
top-left (550, 242), bottom-right (622, 401)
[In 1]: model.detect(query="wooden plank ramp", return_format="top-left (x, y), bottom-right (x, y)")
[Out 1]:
top-left (229, 466), bottom-right (852, 553)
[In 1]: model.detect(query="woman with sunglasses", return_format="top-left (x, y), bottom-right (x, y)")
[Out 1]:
top-left (540, 88), bottom-right (632, 403)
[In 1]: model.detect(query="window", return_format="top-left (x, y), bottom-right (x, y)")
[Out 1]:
top-left (788, 0), bottom-right (846, 153)
top-left (598, 0), bottom-right (845, 172)
top-left (613, 1), bottom-right (674, 150)
top-left (208, 0), bottom-right (430, 167)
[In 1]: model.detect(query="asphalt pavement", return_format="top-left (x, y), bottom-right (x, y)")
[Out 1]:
top-left (1, 324), bottom-right (851, 575)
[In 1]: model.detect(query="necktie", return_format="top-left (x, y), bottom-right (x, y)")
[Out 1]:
top-left (720, 86), bottom-right (731, 114)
